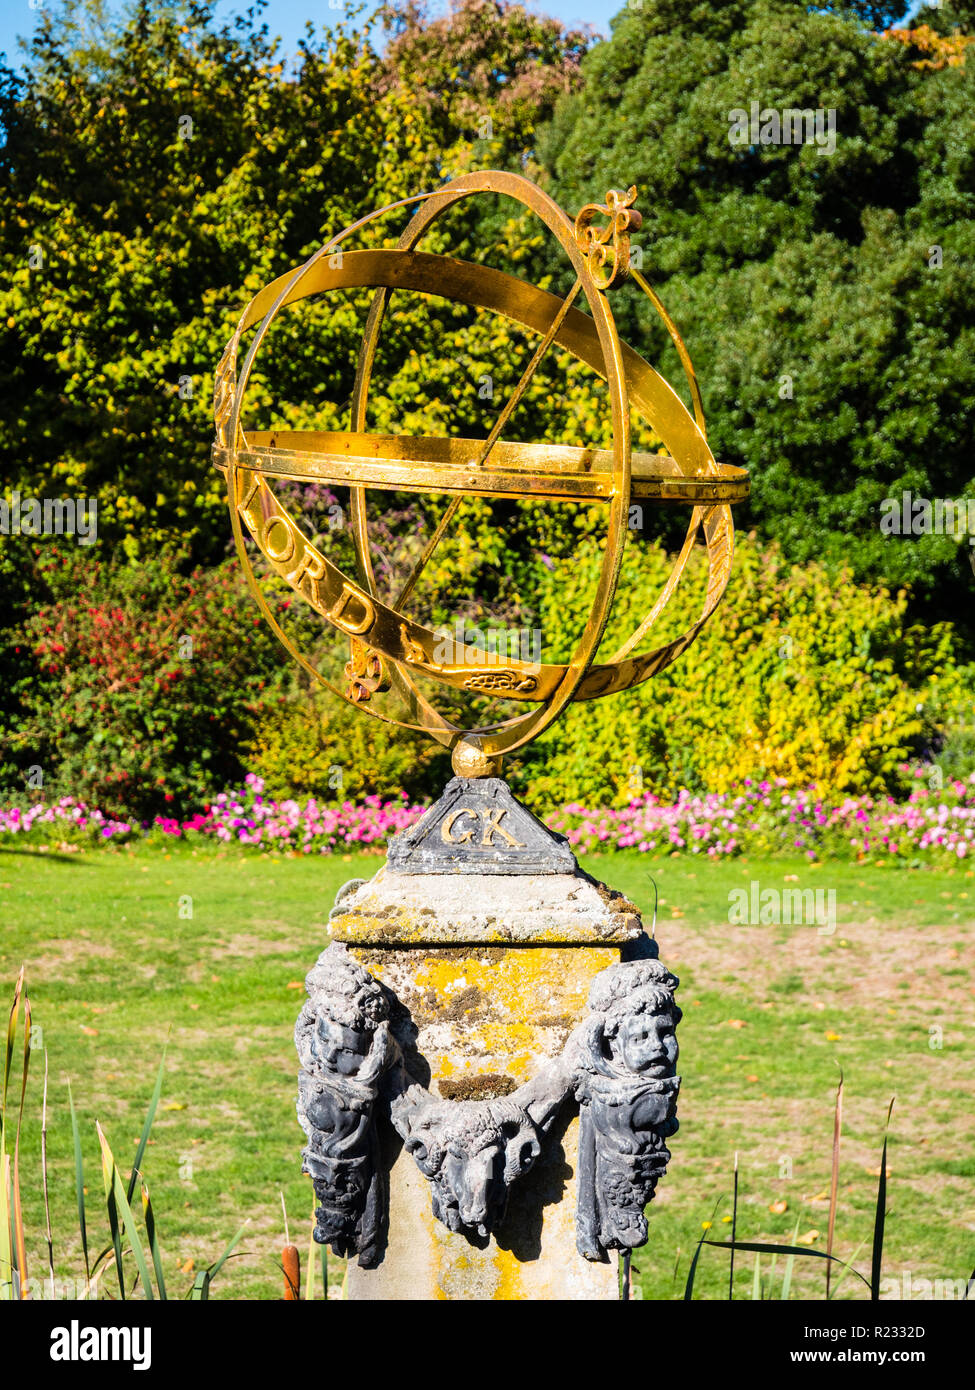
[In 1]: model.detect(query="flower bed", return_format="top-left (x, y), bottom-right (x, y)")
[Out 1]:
top-left (2, 771), bottom-right (974, 863)
top-left (549, 771), bottom-right (975, 863)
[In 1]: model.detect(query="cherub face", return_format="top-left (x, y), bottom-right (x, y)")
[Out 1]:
top-left (315, 1015), bottom-right (371, 1077)
top-left (616, 1010), bottom-right (678, 1076)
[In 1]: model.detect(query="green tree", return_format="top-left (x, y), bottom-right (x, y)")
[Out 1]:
top-left (0, 0), bottom-right (446, 560)
top-left (538, 0), bottom-right (975, 633)
top-left (379, 0), bottom-right (592, 172)
top-left (0, 0), bottom-right (602, 573)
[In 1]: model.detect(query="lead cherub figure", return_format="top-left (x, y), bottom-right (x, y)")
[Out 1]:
top-left (295, 943), bottom-right (397, 1268)
top-left (573, 958), bottom-right (682, 1261)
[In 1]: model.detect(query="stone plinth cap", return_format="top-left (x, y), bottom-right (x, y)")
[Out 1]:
top-left (327, 866), bottom-right (643, 946)
top-left (386, 776), bottom-right (577, 876)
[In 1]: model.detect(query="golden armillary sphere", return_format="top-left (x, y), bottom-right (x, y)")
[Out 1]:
top-left (212, 170), bottom-right (748, 779)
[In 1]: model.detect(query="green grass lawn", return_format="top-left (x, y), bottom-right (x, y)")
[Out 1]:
top-left (2, 843), bottom-right (972, 1300)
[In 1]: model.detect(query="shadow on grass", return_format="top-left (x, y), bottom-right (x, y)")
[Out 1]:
top-left (0, 845), bottom-right (94, 865)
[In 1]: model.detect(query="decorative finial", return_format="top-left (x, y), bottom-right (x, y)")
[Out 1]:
top-left (573, 186), bottom-right (643, 290)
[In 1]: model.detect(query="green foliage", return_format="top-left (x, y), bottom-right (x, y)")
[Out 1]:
top-left (934, 722), bottom-right (975, 782)
top-left (2, 968), bottom-right (244, 1300)
top-left (506, 533), bottom-right (973, 810)
top-left (0, 0), bottom-right (598, 568)
top-left (10, 526), bottom-right (964, 822)
top-left (0, 541), bottom-right (40, 788)
top-left (0, 0), bottom-right (616, 816)
top-left (231, 531), bottom-right (974, 815)
top-left (918, 0), bottom-right (975, 36)
top-left (0, 0), bottom-right (449, 560)
top-left (379, 0), bottom-right (591, 169)
top-left (538, 0), bottom-right (975, 629)
top-left (2, 0), bottom-right (974, 815)
top-left (244, 688), bottom-right (451, 806)
top-left (7, 849), bottom-right (973, 1298)
top-left (7, 546), bottom-right (288, 818)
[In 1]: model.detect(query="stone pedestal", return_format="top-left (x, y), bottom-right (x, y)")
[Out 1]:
top-left (327, 865), bottom-right (646, 1301)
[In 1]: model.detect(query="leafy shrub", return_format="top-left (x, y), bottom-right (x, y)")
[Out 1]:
top-left (7, 547), bottom-right (288, 819)
top-left (7, 533), bottom-right (970, 821)
top-left (243, 689), bottom-right (450, 806)
top-left (0, 539), bottom-right (39, 788)
top-left (934, 722), bottom-right (975, 782)
top-left (506, 534), bottom-right (974, 811)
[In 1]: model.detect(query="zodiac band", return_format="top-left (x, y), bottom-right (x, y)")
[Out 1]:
top-left (229, 464), bottom-right (731, 711)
